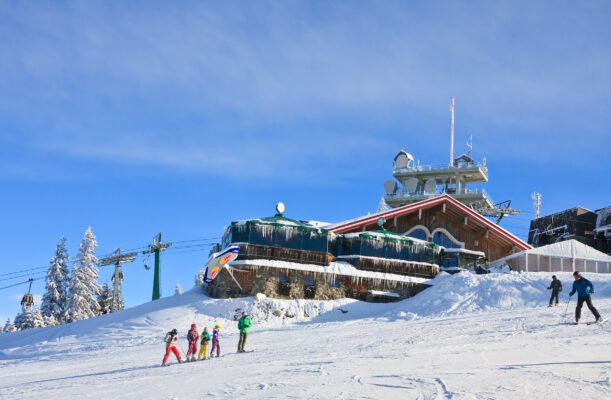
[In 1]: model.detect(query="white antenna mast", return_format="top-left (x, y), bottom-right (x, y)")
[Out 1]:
top-left (467, 134), bottom-right (473, 160)
top-left (532, 192), bottom-right (542, 219)
top-left (450, 96), bottom-right (455, 166)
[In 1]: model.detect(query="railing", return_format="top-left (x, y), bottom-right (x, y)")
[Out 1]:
top-left (393, 162), bottom-right (487, 174)
top-left (385, 187), bottom-right (492, 199)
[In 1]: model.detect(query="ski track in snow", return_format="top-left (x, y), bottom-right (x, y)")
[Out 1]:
top-left (0, 271), bottom-right (610, 399)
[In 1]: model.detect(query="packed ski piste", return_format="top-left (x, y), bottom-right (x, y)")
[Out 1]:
top-left (1, 270), bottom-right (610, 399)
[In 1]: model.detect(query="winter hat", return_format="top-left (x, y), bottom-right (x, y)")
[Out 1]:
top-left (552, 275), bottom-right (556, 279)
top-left (573, 271), bottom-right (581, 276)
top-left (171, 328), bottom-right (177, 334)
top-left (214, 324), bottom-right (221, 329)
top-left (242, 311), bottom-right (246, 315)
top-left (191, 323), bottom-right (197, 328)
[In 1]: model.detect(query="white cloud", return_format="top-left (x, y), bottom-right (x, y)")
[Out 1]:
top-left (0, 1), bottom-right (610, 177)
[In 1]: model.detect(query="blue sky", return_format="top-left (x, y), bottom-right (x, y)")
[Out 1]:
top-left (1, 1), bottom-right (610, 322)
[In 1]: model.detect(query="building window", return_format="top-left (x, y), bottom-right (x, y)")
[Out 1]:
top-left (329, 279), bottom-right (339, 288)
top-left (278, 273), bottom-right (290, 296)
top-left (408, 229), bottom-right (427, 241)
top-left (304, 275), bottom-right (315, 299)
top-left (433, 231), bottom-right (461, 249)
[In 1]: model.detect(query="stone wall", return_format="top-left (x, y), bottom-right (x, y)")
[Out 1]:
top-left (205, 263), bottom-right (430, 302)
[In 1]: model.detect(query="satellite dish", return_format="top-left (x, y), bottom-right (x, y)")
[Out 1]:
top-left (423, 178), bottom-right (436, 194)
top-left (276, 202), bottom-right (285, 214)
top-left (405, 177), bottom-right (419, 194)
top-left (377, 217), bottom-right (386, 228)
top-left (384, 180), bottom-right (398, 195)
top-left (394, 151), bottom-right (414, 169)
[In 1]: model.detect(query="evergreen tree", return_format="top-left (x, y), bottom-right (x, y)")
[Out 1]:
top-left (376, 197), bottom-right (390, 213)
top-left (41, 237), bottom-right (70, 323)
top-left (43, 314), bottom-right (58, 327)
top-left (175, 283), bottom-right (183, 295)
top-left (97, 282), bottom-right (113, 315)
top-left (194, 268), bottom-right (206, 286)
top-left (14, 307), bottom-right (46, 330)
top-left (65, 227), bottom-right (101, 322)
top-left (3, 318), bottom-right (16, 333)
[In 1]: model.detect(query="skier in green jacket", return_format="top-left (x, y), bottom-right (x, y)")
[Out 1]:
top-left (237, 311), bottom-right (252, 353)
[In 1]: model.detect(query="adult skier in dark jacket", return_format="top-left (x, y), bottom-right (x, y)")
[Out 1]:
top-left (547, 275), bottom-right (562, 307)
top-left (569, 271), bottom-right (602, 324)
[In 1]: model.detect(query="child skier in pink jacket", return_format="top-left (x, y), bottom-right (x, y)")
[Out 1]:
top-left (186, 323), bottom-right (199, 361)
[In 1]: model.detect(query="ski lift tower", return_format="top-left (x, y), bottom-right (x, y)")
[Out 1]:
top-left (142, 233), bottom-right (172, 301)
top-left (99, 248), bottom-right (138, 312)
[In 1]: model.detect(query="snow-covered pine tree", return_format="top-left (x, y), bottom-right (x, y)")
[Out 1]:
top-left (97, 282), bottom-right (113, 315)
top-left (3, 318), bottom-right (16, 333)
top-left (41, 237), bottom-right (70, 323)
top-left (65, 227), bottom-right (101, 322)
top-left (376, 197), bottom-right (390, 213)
top-left (194, 268), bottom-right (206, 286)
top-left (43, 314), bottom-right (58, 327)
top-left (175, 283), bottom-right (183, 295)
top-left (14, 307), bottom-right (46, 330)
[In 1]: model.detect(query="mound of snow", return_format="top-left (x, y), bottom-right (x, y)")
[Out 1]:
top-left (389, 271), bottom-right (611, 319)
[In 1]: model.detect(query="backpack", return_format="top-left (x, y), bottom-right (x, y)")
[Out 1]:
top-left (165, 332), bottom-right (176, 345)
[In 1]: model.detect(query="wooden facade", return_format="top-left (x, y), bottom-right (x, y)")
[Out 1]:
top-left (329, 195), bottom-right (531, 262)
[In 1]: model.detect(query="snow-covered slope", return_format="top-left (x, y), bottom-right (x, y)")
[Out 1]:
top-left (1, 272), bottom-right (610, 399)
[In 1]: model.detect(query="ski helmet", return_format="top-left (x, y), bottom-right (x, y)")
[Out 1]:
top-left (573, 271), bottom-right (580, 277)
top-left (171, 328), bottom-right (178, 334)
top-left (552, 275), bottom-right (556, 279)
top-left (215, 324), bottom-right (220, 329)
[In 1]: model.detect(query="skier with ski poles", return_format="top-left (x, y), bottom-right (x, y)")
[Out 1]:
top-left (547, 275), bottom-right (562, 307)
top-left (569, 271), bottom-right (603, 325)
top-left (198, 327), bottom-right (211, 360)
top-left (162, 328), bottom-right (182, 366)
top-left (186, 323), bottom-right (199, 362)
top-left (237, 311), bottom-right (252, 353)
top-left (210, 324), bottom-right (222, 357)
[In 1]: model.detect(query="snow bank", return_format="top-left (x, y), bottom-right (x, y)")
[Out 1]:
top-left (389, 271), bottom-right (611, 319)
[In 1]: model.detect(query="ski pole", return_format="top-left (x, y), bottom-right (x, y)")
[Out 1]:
top-left (177, 342), bottom-right (188, 359)
top-left (562, 296), bottom-right (571, 323)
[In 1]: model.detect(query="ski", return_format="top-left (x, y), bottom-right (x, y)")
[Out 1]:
top-left (586, 319), bottom-right (606, 325)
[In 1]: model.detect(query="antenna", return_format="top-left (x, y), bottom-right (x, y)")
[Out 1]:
top-left (532, 192), bottom-right (542, 219)
top-left (467, 134), bottom-right (473, 159)
top-left (449, 96), bottom-right (455, 165)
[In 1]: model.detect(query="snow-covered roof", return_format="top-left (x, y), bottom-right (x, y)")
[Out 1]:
top-left (232, 214), bottom-right (332, 234)
top-left (229, 259), bottom-right (433, 285)
top-left (442, 248), bottom-right (486, 257)
top-left (343, 230), bottom-right (435, 246)
top-left (490, 239), bottom-right (611, 265)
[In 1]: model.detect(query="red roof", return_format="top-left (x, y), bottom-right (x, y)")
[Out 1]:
top-left (328, 195), bottom-right (532, 251)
